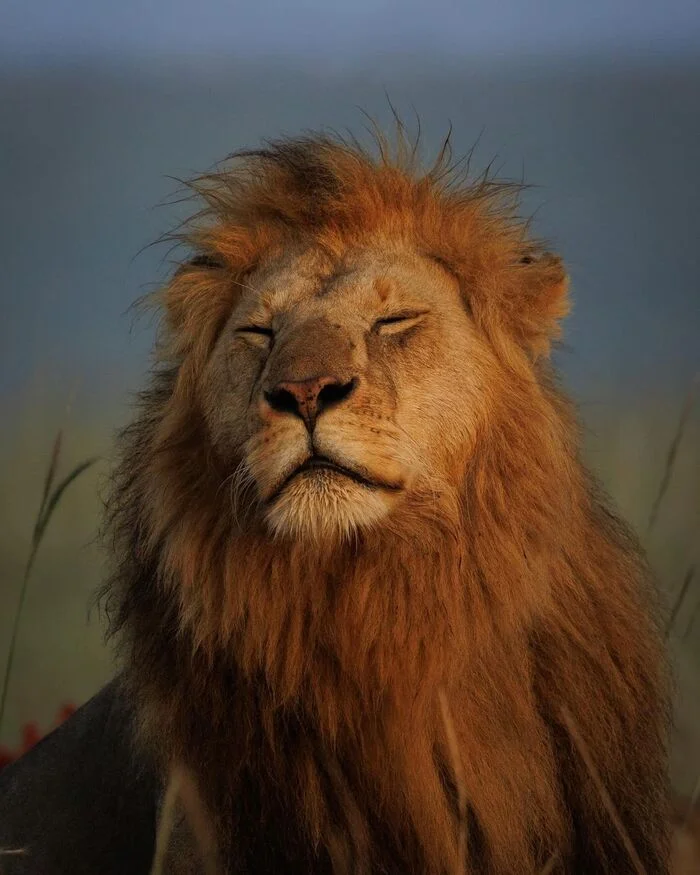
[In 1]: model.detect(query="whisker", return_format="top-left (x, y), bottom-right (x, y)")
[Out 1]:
top-left (228, 458), bottom-right (260, 525)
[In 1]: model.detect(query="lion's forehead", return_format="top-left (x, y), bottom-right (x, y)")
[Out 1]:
top-left (244, 244), bottom-right (459, 323)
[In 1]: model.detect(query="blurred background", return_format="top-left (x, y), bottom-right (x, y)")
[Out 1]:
top-left (0, 0), bottom-right (698, 798)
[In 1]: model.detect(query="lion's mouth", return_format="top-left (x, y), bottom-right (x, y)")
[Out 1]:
top-left (268, 454), bottom-right (401, 503)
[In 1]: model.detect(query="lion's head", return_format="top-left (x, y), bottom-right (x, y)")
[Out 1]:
top-left (204, 245), bottom-right (494, 544)
top-left (158, 136), bottom-right (568, 547)
top-left (105, 131), bottom-right (669, 874)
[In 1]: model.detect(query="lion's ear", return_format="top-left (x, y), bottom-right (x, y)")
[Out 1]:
top-left (511, 252), bottom-right (570, 359)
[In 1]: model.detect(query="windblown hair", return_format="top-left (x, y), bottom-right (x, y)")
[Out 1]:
top-left (103, 127), bottom-right (671, 874)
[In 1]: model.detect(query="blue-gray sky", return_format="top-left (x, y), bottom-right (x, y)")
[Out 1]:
top-left (3, 0), bottom-right (700, 65)
top-left (1, 2), bottom-right (698, 408)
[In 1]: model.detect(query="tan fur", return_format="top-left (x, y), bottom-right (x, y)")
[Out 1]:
top-left (104, 130), bottom-right (671, 873)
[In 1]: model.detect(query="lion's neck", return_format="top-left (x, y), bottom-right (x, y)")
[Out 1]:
top-left (226, 516), bottom-right (469, 722)
top-left (131, 435), bottom-right (572, 873)
top-left (140, 515), bottom-right (475, 872)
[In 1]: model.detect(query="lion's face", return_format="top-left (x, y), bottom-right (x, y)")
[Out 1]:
top-left (201, 242), bottom-right (487, 543)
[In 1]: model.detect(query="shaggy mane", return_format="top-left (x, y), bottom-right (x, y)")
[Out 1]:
top-left (102, 127), bottom-right (671, 874)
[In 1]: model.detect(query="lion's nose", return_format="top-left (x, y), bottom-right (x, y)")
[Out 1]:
top-left (264, 376), bottom-right (358, 430)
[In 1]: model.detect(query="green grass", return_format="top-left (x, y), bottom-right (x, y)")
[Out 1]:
top-left (0, 393), bottom-right (115, 749)
top-left (0, 430), bottom-right (96, 737)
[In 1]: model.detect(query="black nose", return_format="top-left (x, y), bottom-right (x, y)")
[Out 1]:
top-left (264, 375), bottom-right (358, 430)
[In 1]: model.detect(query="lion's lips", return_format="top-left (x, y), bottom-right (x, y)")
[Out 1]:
top-left (266, 454), bottom-right (402, 503)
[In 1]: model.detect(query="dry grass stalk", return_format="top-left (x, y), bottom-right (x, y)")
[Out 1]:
top-left (0, 430), bottom-right (97, 736)
top-left (666, 564), bottom-right (697, 640)
top-left (176, 768), bottom-right (220, 875)
top-left (683, 774), bottom-right (700, 830)
top-left (538, 852), bottom-right (559, 874)
top-left (0, 848), bottom-right (27, 875)
top-left (680, 565), bottom-right (699, 640)
top-left (646, 375), bottom-right (699, 541)
top-left (150, 765), bottom-right (220, 875)
top-left (438, 688), bottom-right (469, 875)
top-left (150, 767), bottom-right (184, 875)
top-left (560, 707), bottom-right (646, 875)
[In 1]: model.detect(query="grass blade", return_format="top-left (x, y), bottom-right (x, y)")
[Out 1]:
top-left (539, 852), bottom-right (559, 874)
top-left (0, 440), bottom-right (97, 737)
top-left (33, 431), bottom-right (62, 544)
top-left (560, 707), bottom-right (646, 875)
top-left (151, 766), bottom-right (220, 875)
top-left (646, 375), bottom-right (699, 541)
top-left (666, 565), bottom-right (696, 640)
top-left (150, 769), bottom-right (184, 875)
top-left (438, 688), bottom-right (468, 875)
top-left (34, 459), bottom-right (98, 546)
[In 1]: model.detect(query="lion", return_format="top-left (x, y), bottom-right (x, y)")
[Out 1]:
top-left (0, 129), bottom-right (671, 875)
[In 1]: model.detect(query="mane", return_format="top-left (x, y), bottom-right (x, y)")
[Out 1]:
top-left (102, 129), bottom-right (671, 873)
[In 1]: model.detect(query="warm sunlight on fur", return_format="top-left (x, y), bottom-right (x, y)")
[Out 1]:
top-left (103, 127), bottom-right (671, 873)
top-left (204, 246), bottom-right (480, 546)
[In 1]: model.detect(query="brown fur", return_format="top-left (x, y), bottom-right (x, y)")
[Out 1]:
top-left (103, 129), bottom-right (671, 873)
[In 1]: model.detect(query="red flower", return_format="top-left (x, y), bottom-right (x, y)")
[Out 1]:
top-left (0, 703), bottom-right (77, 771)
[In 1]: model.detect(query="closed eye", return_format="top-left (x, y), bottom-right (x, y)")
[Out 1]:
top-left (236, 325), bottom-right (275, 348)
top-left (237, 325), bottom-right (274, 339)
top-left (373, 311), bottom-right (429, 335)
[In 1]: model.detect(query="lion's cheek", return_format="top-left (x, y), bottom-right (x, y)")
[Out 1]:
top-left (200, 351), bottom-right (262, 455)
top-left (243, 425), bottom-right (308, 500)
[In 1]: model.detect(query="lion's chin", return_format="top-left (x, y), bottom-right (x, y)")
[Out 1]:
top-left (264, 470), bottom-right (392, 544)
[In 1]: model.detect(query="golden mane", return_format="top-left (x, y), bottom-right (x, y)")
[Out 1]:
top-left (103, 130), bottom-right (671, 873)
